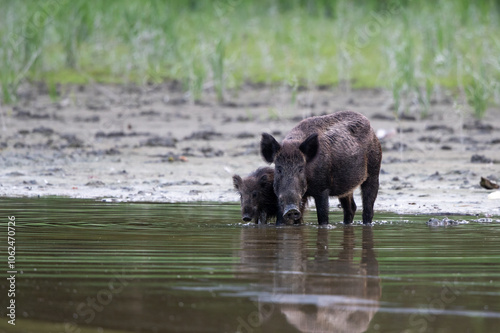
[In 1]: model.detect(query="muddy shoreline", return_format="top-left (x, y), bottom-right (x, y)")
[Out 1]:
top-left (1, 83), bottom-right (499, 217)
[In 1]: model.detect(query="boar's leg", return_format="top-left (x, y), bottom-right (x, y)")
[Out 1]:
top-left (275, 207), bottom-right (285, 225)
top-left (314, 190), bottom-right (330, 225)
top-left (339, 194), bottom-right (357, 224)
top-left (361, 174), bottom-right (379, 224)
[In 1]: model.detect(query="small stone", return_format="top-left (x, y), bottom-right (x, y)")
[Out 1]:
top-left (471, 154), bottom-right (492, 164)
top-left (144, 136), bottom-right (177, 147)
top-left (85, 180), bottom-right (105, 187)
top-left (480, 177), bottom-right (499, 190)
top-left (427, 217), bottom-right (462, 227)
top-left (32, 126), bottom-right (54, 136)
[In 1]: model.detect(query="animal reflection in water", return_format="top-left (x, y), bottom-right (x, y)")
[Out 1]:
top-left (237, 226), bottom-right (380, 333)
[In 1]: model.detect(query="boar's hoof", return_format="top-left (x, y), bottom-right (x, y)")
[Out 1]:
top-left (284, 206), bottom-right (301, 221)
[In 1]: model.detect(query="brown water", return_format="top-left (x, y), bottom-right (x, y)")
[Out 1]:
top-left (0, 198), bottom-right (499, 333)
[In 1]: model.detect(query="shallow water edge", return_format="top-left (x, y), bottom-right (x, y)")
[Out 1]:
top-left (0, 197), bottom-right (499, 333)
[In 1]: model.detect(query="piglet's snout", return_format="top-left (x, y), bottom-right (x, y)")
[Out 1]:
top-left (242, 215), bottom-right (252, 222)
top-left (283, 205), bottom-right (301, 220)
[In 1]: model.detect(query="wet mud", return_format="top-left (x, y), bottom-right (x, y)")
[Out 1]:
top-left (0, 83), bottom-right (499, 216)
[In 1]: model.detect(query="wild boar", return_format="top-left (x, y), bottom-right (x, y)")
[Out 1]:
top-left (260, 110), bottom-right (382, 225)
top-left (233, 167), bottom-right (283, 224)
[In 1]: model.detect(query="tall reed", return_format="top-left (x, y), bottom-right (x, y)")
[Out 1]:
top-left (0, 0), bottom-right (498, 119)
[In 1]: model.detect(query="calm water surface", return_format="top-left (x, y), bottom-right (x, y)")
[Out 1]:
top-left (0, 198), bottom-right (499, 333)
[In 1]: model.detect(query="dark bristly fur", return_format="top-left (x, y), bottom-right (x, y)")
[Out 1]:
top-left (261, 110), bottom-right (382, 225)
top-left (233, 167), bottom-right (282, 224)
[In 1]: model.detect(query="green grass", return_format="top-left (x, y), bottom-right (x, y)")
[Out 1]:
top-left (1, 0), bottom-right (499, 118)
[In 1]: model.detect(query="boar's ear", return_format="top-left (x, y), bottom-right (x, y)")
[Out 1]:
top-left (233, 175), bottom-right (243, 190)
top-left (299, 133), bottom-right (319, 162)
top-left (261, 133), bottom-right (281, 164)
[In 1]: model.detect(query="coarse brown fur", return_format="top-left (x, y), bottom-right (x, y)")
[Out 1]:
top-left (233, 167), bottom-right (283, 224)
top-left (261, 110), bottom-right (382, 225)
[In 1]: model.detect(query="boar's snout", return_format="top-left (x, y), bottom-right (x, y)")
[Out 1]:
top-left (283, 205), bottom-right (301, 221)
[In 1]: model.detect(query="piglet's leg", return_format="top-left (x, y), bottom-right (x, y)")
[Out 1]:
top-left (314, 190), bottom-right (330, 225)
top-left (275, 208), bottom-right (284, 225)
top-left (258, 211), bottom-right (267, 224)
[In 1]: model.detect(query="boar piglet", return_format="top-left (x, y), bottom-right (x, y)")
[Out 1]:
top-left (261, 110), bottom-right (382, 225)
top-left (233, 167), bottom-right (283, 224)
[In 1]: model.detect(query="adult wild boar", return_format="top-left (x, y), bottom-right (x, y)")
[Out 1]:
top-left (261, 110), bottom-right (382, 225)
top-left (233, 167), bottom-right (283, 224)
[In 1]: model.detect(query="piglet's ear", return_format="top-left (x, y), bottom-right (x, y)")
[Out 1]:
top-left (233, 175), bottom-right (242, 190)
top-left (261, 133), bottom-right (281, 164)
top-left (299, 133), bottom-right (319, 162)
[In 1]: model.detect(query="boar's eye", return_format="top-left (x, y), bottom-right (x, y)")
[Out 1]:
top-left (298, 166), bottom-right (304, 173)
top-left (276, 166), bottom-right (283, 175)
top-left (252, 191), bottom-right (257, 198)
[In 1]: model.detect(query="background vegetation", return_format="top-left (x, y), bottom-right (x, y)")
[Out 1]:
top-left (1, 0), bottom-right (499, 117)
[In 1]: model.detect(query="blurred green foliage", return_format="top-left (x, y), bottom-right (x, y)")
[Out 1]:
top-left (0, 0), bottom-right (499, 117)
